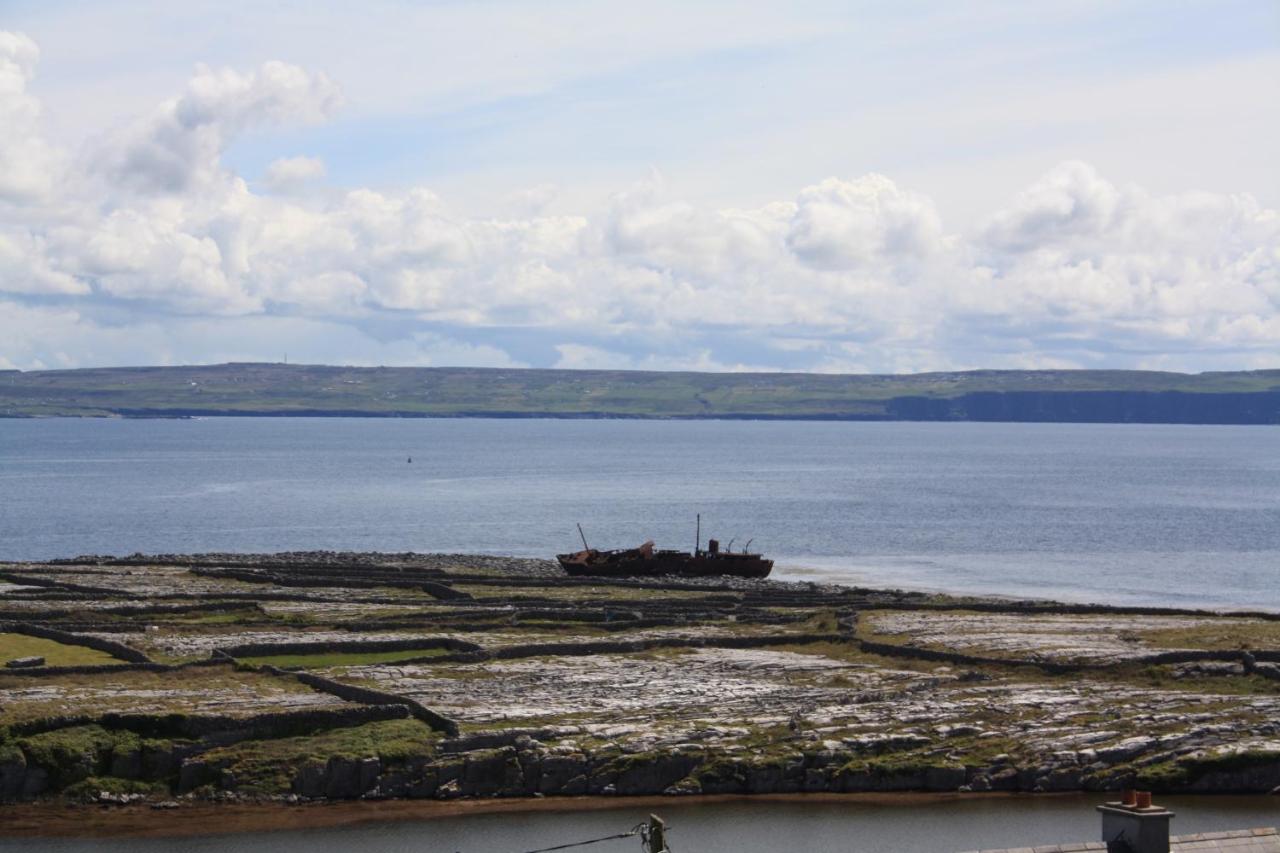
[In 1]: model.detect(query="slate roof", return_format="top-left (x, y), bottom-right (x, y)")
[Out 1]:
top-left (957, 826), bottom-right (1280, 853)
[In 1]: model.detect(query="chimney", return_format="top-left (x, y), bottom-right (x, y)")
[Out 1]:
top-left (1097, 790), bottom-right (1174, 853)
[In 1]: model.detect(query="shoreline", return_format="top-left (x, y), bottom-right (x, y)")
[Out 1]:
top-left (0, 792), bottom-right (1099, 838)
top-left (6, 411), bottom-right (1280, 426)
top-left (7, 550), bottom-right (1280, 616)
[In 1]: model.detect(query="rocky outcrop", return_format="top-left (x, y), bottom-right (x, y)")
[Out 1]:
top-left (170, 743), bottom-right (1280, 801)
top-left (0, 755), bottom-right (49, 801)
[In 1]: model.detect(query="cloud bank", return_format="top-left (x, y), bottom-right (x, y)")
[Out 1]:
top-left (0, 32), bottom-right (1276, 373)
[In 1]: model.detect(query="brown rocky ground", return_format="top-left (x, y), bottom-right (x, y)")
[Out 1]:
top-left (1, 552), bottom-right (1278, 807)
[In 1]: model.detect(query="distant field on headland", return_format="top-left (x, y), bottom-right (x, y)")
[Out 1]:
top-left (2, 364), bottom-right (1279, 423)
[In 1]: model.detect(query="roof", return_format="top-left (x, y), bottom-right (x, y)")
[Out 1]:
top-left (957, 827), bottom-right (1280, 853)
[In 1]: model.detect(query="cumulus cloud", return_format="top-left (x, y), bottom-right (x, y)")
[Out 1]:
top-left (981, 161), bottom-right (1124, 253)
top-left (503, 183), bottom-right (559, 217)
top-left (972, 161), bottom-right (1280, 351)
top-left (0, 231), bottom-right (86, 295)
top-left (264, 155), bottom-right (326, 192)
top-left (96, 61), bottom-right (340, 195)
top-left (0, 31), bottom-right (61, 203)
top-left (0, 31), bottom-right (1275, 373)
top-left (786, 175), bottom-right (945, 270)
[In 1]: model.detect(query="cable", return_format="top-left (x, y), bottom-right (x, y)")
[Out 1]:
top-left (517, 823), bottom-right (646, 853)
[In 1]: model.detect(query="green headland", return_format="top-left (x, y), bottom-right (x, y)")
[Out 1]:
top-left (2, 364), bottom-right (1278, 423)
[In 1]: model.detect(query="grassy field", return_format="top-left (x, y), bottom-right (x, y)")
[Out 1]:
top-left (2, 363), bottom-right (1277, 421)
top-left (0, 633), bottom-right (120, 667)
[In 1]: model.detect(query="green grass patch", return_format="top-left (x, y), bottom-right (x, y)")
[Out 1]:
top-left (801, 609), bottom-right (840, 633)
top-left (0, 632), bottom-right (120, 667)
top-left (170, 609), bottom-right (265, 626)
top-left (0, 664), bottom-right (338, 726)
top-left (17, 725), bottom-right (141, 788)
top-left (1138, 620), bottom-right (1280, 652)
top-left (1082, 664), bottom-right (1280, 696)
top-left (1137, 748), bottom-right (1280, 790)
top-left (0, 740), bottom-right (24, 765)
top-left (62, 776), bottom-right (170, 800)
top-left (197, 718), bottom-right (440, 795)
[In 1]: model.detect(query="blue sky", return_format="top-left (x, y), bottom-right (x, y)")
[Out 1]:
top-left (0, 1), bottom-right (1277, 372)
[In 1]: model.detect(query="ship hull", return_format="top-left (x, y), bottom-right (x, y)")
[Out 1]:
top-left (556, 550), bottom-right (772, 579)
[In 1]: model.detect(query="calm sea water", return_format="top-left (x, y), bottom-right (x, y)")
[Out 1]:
top-left (2, 796), bottom-right (1277, 853)
top-left (1, 418), bottom-right (1277, 610)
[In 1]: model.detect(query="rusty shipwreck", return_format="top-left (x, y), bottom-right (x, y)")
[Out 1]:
top-left (556, 517), bottom-right (773, 579)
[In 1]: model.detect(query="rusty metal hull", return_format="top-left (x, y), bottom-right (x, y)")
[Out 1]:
top-left (556, 548), bottom-right (773, 579)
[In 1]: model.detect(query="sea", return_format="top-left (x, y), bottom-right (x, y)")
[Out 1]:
top-left (1, 795), bottom-right (1278, 853)
top-left (3, 417), bottom-right (1280, 849)
top-left (1, 417), bottom-right (1277, 610)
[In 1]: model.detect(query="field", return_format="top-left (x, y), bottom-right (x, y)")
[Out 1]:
top-left (0, 633), bottom-right (120, 668)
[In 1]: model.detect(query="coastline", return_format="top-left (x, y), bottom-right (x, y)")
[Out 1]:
top-left (3, 552), bottom-right (1279, 823)
top-left (0, 792), bottom-right (1088, 838)
top-left (5, 363), bottom-right (1279, 424)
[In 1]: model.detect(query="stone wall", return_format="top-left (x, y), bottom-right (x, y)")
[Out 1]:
top-left (857, 638), bottom-right (1278, 673)
top-left (214, 636), bottom-right (481, 659)
top-left (270, 669), bottom-right (459, 737)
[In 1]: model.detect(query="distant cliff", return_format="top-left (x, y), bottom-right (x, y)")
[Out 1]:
top-left (1, 363), bottom-right (1278, 424)
top-left (886, 390), bottom-right (1280, 424)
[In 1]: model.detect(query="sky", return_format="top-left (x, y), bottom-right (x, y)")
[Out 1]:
top-left (0, 0), bottom-right (1277, 374)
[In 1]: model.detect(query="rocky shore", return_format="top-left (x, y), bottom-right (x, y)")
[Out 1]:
top-left (2, 552), bottom-right (1278, 809)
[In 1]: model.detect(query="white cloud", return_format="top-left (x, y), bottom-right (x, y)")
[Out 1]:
top-left (787, 175), bottom-right (945, 270)
top-left (264, 155), bottom-right (326, 192)
top-left (0, 300), bottom-right (525, 370)
top-left (0, 230), bottom-right (86, 295)
top-left (502, 183), bottom-right (559, 217)
top-left (972, 162), bottom-right (1280, 351)
top-left (0, 31), bottom-right (61, 203)
top-left (981, 161), bottom-right (1124, 253)
top-left (95, 61), bottom-right (340, 195)
top-left (0, 32), bottom-right (1275, 373)
top-left (553, 343), bottom-right (774, 373)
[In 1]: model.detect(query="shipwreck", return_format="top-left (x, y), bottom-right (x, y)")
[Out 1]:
top-left (556, 517), bottom-right (773, 578)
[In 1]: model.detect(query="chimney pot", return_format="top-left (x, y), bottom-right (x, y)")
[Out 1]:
top-left (1098, 797), bottom-right (1174, 853)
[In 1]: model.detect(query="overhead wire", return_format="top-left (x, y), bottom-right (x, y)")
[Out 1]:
top-left (516, 823), bottom-right (646, 853)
